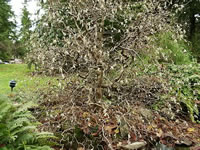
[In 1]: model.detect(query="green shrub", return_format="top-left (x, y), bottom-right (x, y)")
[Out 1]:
top-left (0, 95), bottom-right (55, 150)
top-left (143, 62), bottom-right (200, 122)
top-left (167, 64), bottom-right (200, 121)
top-left (147, 32), bottom-right (192, 65)
top-left (191, 32), bottom-right (200, 58)
top-left (157, 32), bottom-right (192, 65)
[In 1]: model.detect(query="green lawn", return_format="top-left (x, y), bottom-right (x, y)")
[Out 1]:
top-left (0, 64), bottom-right (56, 95)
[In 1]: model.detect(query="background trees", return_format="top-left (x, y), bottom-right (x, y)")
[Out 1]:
top-left (17, 2), bottom-right (32, 58)
top-left (174, 0), bottom-right (200, 59)
top-left (0, 0), bottom-right (32, 61)
top-left (0, 0), bottom-right (15, 60)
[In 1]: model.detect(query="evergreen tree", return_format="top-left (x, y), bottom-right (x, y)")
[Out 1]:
top-left (0, 0), bottom-right (15, 60)
top-left (20, 3), bottom-right (32, 43)
top-left (17, 2), bottom-right (32, 58)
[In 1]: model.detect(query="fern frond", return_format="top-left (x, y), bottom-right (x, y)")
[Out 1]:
top-left (16, 112), bottom-right (36, 119)
top-left (0, 103), bottom-right (12, 121)
top-left (9, 117), bottom-right (32, 131)
top-left (0, 96), bottom-right (55, 149)
top-left (11, 126), bottom-right (37, 136)
top-left (36, 132), bottom-right (57, 139)
top-left (13, 101), bottom-right (38, 115)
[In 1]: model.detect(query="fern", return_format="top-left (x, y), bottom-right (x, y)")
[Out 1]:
top-left (13, 101), bottom-right (38, 115)
top-left (0, 95), bottom-right (55, 150)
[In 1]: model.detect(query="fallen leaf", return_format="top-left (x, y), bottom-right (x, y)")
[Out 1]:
top-left (187, 128), bottom-right (195, 132)
top-left (177, 137), bottom-right (193, 146)
top-left (130, 132), bottom-right (137, 142)
top-left (77, 147), bottom-right (85, 150)
top-left (104, 125), bottom-right (117, 134)
top-left (147, 123), bottom-right (157, 131)
top-left (82, 112), bottom-right (89, 118)
top-left (156, 128), bottom-right (163, 137)
top-left (114, 128), bottom-right (119, 134)
top-left (118, 141), bottom-right (146, 150)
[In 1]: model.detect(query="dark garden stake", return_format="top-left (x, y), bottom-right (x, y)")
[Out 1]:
top-left (9, 80), bottom-right (16, 92)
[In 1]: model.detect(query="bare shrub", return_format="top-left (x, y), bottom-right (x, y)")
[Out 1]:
top-left (29, 0), bottom-right (175, 102)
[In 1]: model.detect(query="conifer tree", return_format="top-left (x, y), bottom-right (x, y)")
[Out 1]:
top-left (0, 0), bottom-right (15, 60)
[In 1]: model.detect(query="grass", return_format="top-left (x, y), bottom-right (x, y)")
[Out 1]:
top-left (0, 64), bottom-right (56, 95)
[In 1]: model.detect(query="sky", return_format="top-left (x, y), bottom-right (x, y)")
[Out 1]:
top-left (9, 0), bottom-right (41, 29)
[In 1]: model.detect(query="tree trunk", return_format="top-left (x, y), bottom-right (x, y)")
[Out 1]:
top-left (95, 0), bottom-right (105, 101)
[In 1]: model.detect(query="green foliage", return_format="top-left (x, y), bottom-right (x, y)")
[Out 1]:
top-left (0, 0), bottom-right (14, 40)
top-left (142, 61), bottom-right (200, 122)
top-left (0, 95), bottom-right (55, 149)
top-left (20, 4), bottom-right (32, 44)
top-left (12, 2), bottom-right (33, 59)
top-left (191, 30), bottom-right (200, 58)
top-left (0, 0), bottom-right (15, 60)
top-left (0, 0), bottom-right (31, 60)
top-left (171, 0), bottom-right (200, 58)
top-left (175, 0), bottom-right (200, 38)
top-left (21, 5), bottom-right (32, 38)
top-left (154, 32), bottom-right (192, 65)
top-left (0, 40), bottom-right (13, 60)
top-left (167, 63), bottom-right (200, 121)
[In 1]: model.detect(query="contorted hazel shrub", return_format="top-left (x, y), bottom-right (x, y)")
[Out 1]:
top-left (29, 0), bottom-right (174, 73)
top-left (28, 0), bottom-right (182, 101)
